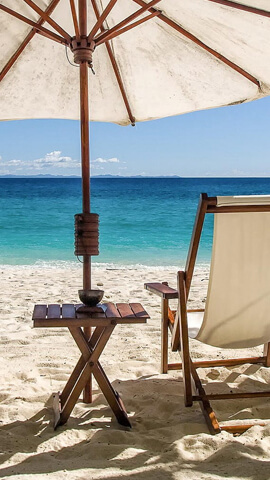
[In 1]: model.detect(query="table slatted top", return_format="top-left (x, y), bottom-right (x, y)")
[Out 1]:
top-left (33, 303), bottom-right (149, 327)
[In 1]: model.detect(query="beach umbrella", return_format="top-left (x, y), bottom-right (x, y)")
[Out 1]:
top-left (1, 0), bottom-right (270, 304)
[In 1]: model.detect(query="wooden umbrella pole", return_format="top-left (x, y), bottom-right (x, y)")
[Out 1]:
top-left (79, 0), bottom-right (91, 291)
top-left (79, 0), bottom-right (92, 404)
top-left (80, 60), bottom-right (91, 292)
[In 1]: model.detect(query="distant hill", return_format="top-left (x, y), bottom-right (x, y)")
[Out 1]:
top-left (0, 174), bottom-right (79, 178)
top-left (0, 174), bottom-right (181, 179)
top-left (92, 174), bottom-right (181, 178)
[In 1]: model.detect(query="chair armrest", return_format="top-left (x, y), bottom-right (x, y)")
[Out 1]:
top-left (144, 282), bottom-right (178, 299)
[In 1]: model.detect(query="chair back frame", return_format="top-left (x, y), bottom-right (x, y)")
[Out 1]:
top-left (185, 193), bottom-right (270, 299)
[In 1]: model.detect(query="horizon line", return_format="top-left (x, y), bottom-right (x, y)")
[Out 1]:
top-left (0, 175), bottom-right (270, 179)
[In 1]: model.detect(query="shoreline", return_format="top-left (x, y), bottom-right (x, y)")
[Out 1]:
top-left (0, 260), bottom-right (211, 269)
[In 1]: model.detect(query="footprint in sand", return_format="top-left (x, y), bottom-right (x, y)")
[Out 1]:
top-left (207, 368), bottom-right (220, 380)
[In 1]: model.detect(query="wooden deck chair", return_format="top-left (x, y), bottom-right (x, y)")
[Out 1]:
top-left (145, 193), bottom-right (270, 435)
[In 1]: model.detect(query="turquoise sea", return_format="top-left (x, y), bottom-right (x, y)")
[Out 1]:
top-left (0, 177), bottom-right (270, 267)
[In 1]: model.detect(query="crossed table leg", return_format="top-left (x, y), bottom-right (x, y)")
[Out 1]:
top-left (53, 322), bottom-right (131, 429)
top-left (33, 302), bottom-right (149, 429)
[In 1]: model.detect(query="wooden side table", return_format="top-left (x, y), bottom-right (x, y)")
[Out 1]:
top-left (33, 302), bottom-right (149, 429)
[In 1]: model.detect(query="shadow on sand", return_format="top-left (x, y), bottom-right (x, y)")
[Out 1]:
top-left (0, 374), bottom-right (270, 479)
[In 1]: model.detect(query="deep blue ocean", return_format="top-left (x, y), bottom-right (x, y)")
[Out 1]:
top-left (0, 177), bottom-right (270, 266)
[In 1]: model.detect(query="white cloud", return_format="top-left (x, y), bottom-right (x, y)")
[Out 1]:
top-left (0, 151), bottom-right (80, 173)
top-left (90, 157), bottom-right (123, 171)
top-left (0, 152), bottom-right (126, 176)
top-left (32, 151), bottom-right (80, 169)
top-left (92, 157), bottom-right (120, 164)
top-left (91, 165), bottom-right (105, 170)
top-left (6, 159), bottom-right (22, 166)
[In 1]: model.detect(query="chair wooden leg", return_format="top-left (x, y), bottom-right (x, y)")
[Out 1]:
top-left (161, 298), bottom-right (169, 374)
top-left (178, 271), bottom-right (193, 407)
top-left (264, 343), bottom-right (270, 367)
top-left (190, 358), bottom-right (270, 435)
top-left (190, 361), bottom-right (221, 434)
top-left (171, 310), bottom-right (180, 352)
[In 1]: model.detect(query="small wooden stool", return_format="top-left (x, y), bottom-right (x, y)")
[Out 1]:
top-left (33, 302), bottom-right (149, 429)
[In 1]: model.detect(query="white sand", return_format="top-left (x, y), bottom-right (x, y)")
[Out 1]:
top-left (1, 263), bottom-right (270, 480)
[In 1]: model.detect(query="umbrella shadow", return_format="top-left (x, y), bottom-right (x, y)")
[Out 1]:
top-left (0, 374), bottom-right (269, 479)
top-left (0, 375), bottom-right (202, 478)
top-left (189, 441), bottom-right (270, 479)
top-left (197, 362), bottom-right (270, 424)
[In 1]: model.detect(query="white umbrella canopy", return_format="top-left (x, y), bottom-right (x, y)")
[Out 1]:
top-left (0, 0), bottom-right (270, 125)
top-left (0, 0), bottom-right (270, 299)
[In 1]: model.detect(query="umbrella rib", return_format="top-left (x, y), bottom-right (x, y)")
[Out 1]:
top-left (0, 0), bottom-right (62, 83)
top-left (207, 0), bottom-right (270, 18)
top-left (88, 0), bottom-right (119, 41)
top-left (23, 0), bottom-right (72, 42)
top-left (104, 43), bottom-right (136, 125)
top-left (0, 5), bottom-right (67, 46)
top-left (132, 0), bottom-right (260, 88)
top-left (96, 11), bottom-right (160, 46)
top-left (91, 0), bottom-right (135, 125)
top-left (95, 0), bottom-right (161, 44)
top-left (70, 0), bottom-right (80, 40)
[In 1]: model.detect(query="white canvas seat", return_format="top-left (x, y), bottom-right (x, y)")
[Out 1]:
top-left (195, 195), bottom-right (270, 348)
top-left (145, 193), bottom-right (270, 435)
top-left (187, 311), bottom-right (204, 339)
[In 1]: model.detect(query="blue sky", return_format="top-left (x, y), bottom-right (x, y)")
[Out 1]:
top-left (0, 95), bottom-right (269, 177)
